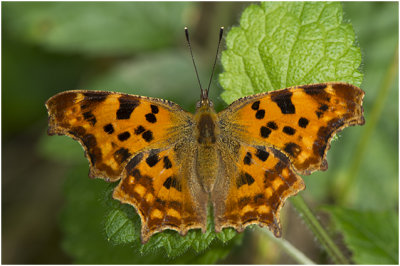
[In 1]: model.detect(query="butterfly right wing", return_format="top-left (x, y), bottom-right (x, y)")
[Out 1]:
top-left (218, 83), bottom-right (364, 175)
top-left (212, 143), bottom-right (304, 236)
top-left (213, 82), bottom-right (364, 236)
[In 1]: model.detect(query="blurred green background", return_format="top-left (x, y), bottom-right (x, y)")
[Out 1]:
top-left (2, 2), bottom-right (398, 264)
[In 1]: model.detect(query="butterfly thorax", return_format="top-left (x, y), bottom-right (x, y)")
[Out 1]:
top-left (194, 100), bottom-right (220, 193)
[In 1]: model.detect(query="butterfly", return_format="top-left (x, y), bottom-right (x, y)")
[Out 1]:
top-left (45, 28), bottom-right (365, 243)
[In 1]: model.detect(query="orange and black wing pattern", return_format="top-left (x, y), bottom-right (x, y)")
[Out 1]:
top-left (46, 90), bottom-right (191, 181)
top-left (221, 82), bottom-right (365, 175)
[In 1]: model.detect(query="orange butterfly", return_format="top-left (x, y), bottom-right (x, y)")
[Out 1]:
top-left (46, 28), bottom-right (365, 243)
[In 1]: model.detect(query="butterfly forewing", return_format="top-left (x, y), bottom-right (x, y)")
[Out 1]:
top-left (46, 90), bottom-right (192, 181)
top-left (219, 82), bottom-right (365, 175)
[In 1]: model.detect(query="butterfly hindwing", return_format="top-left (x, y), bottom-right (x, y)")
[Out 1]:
top-left (212, 144), bottom-right (305, 236)
top-left (113, 146), bottom-right (208, 243)
top-left (46, 90), bottom-right (191, 181)
top-left (219, 82), bottom-right (365, 175)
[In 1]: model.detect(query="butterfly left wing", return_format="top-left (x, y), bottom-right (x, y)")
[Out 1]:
top-left (218, 82), bottom-right (365, 175)
top-left (47, 90), bottom-right (209, 243)
top-left (46, 90), bottom-right (192, 181)
top-left (212, 144), bottom-right (304, 236)
top-left (113, 146), bottom-right (208, 243)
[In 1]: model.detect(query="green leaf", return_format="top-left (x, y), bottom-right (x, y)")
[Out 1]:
top-left (104, 209), bottom-right (138, 245)
top-left (219, 1), bottom-right (362, 104)
top-left (38, 134), bottom-right (87, 164)
top-left (138, 211), bottom-right (241, 258)
top-left (103, 188), bottom-right (242, 259)
top-left (61, 165), bottom-right (144, 264)
top-left (4, 2), bottom-right (193, 55)
top-left (323, 207), bottom-right (398, 264)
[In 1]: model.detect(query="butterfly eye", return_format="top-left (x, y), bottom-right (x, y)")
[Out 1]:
top-left (196, 99), bottom-right (214, 109)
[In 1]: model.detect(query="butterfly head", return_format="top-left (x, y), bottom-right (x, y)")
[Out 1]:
top-left (196, 88), bottom-right (214, 110)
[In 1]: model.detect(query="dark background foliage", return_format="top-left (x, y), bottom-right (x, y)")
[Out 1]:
top-left (2, 2), bottom-right (398, 264)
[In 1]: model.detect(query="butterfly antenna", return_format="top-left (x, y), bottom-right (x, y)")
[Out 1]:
top-left (185, 27), bottom-right (204, 98)
top-left (206, 27), bottom-right (224, 96)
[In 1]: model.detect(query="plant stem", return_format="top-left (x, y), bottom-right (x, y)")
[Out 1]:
top-left (337, 47), bottom-right (399, 204)
top-left (290, 195), bottom-right (350, 264)
top-left (259, 227), bottom-right (316, 264)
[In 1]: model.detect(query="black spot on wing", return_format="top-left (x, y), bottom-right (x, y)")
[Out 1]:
top-left (116, 96), bottom-right (139, 120)
top-left (163, 176), bottom-right (181, 191)
top-left (163, 156), bottom-right (172, 169)
top-left (284, 142), bottom-right (301, 158)
top-left (118, 131), bottom-right (131, 141)
top-left (298, 117), bottom-right (309, 128)
top-left (142, 130), bottom-right (153, 142)
top-left (282, 126), bottom-right (296, 135)
top-left (251, 101), bottom-right (260, 110)
top-left (83, 111), bottom-right (96, 126)
top-left (319, 104), bottom-right (329, 111)
top-left (103, 123), bottom-right (114, 134)
top-left (146, 153), bottom-right (159, 167)
top-left (255, 109), bottom-right (265, 119)
top-left (316, 104), bottom-right (329, 118)
top-left (260, 126), bottom-right (271, 138)
top-left (236, 172), bottom-right (255, 188)
top-left (244, 173), bottom-right (255, 185)
top-left (171, 177), bottom-right (182, 192)
top-left (145, 113), bottom-right (157, 123)
top-left (255, 148), bottom-right (269, 161)
top-left (134, 125), bottom-right (145, 135)
top-left (83, 92), bottom-right (109, 102)
top-left (80, 92), bottom-right (109, 109)
top-left (150, 105), bottom-right (159, 114)
top-left (125, 153), bottom-right (144, 175)
top-left (243, 152), bottom-right (252, 165)
top-left (114, 148), bottom-right (131, 164)
top-left (267, 121), bottom-right (278, 130)
top-left (271, 91), bottom-right (295, 114)
top-left (163, 177), bottom-right (172, 189)
top-left (301, 84), bottom-right (326, 95)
